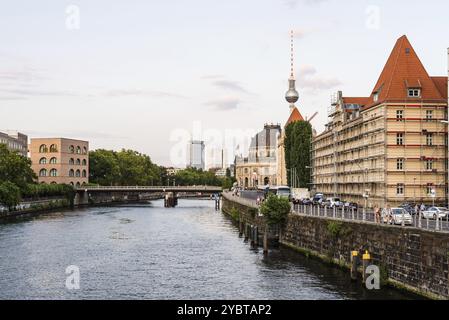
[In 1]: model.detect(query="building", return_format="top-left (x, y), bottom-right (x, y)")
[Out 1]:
top-left (312, 35), bottom-right (448, 208)
top-left (235, 124), bottom-right (281, 188)
top-left (0, 130), bottom-right (28, 157)
top-left (188, 140), bottom-right (205, 170)
top-left (277, 30), bottom-right (306, 186)
top-left (29, 138), bottom-right (89, 186)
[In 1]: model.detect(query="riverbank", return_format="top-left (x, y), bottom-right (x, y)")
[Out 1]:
top-left (221, 192), bottom-right (448, 300)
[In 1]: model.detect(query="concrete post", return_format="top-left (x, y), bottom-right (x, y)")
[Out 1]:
top-left (351, 251), bottom-right (359, 281)
top-left (362, 250), bottom-right (371, 283)
top-left (352, 208), bottom-right (355, 220)
top-left (333, 206), bottom-right (336, 218)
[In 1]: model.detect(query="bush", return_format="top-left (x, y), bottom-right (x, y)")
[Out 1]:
top-left (0, 181), bottom-right (21, 210)
top-left (260, 195), bottom-right (291, 226)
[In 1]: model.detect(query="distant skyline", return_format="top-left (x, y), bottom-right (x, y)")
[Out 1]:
top-left (1, 0), bottom-right (448, 166)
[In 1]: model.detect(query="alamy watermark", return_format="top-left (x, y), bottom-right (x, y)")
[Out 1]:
top-left (65, 265), bottom-right (80, 290)
top-left (65, 5), bottom-right (81, 30)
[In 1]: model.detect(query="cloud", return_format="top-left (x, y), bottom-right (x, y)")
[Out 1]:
top-left (0, 88), bottom-right (79, 97)
top-left (205, 97), bottom-right (241, 111)
top-left (211, 80), bottom-right (249, 94)
top-left (297, 64), bottom-right (341, 91)
top-left (104, 89), bottom-right (188, 99)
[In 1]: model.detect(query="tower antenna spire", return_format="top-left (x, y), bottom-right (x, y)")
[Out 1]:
top-left (285, 29), bottom-right (299, 110)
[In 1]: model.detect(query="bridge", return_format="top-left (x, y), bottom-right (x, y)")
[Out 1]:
top-left (74, 185), bottom-right (223, 207)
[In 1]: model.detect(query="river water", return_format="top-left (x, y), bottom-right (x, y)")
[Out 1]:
top-left (0, 199), bottom-right (416, 300)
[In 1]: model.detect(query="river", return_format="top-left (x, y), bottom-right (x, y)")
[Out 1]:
top-left (0, 199), bottom-right (417, 300)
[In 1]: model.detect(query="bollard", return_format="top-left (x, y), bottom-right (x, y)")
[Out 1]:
top-left (350, 251), bottom-right (359, 281)
top-left (250, 225), bottom-right (255, 248)
top-left (426, 218), bottom-right (429, 230)
top-left (263, 231), bottom-right (268, 254)
top-left (436, 217), bottom-right (440, 231)
top-left (352, 208), bottom-right (355, 220)
top-left (362, 208), bottom-right (366, 221)
top-left (418, 212), bottom-right (422, 228)
top-left (244, 224), bottom-right (249, 242)
top-left (333, 206), bottom-right (336, 218)
top-left (362, 250), bottom-right (371, 283)
top-left (239, 220), bottom-right (243, 238)
top-left (325, 206), bottom-right (327, 217)
top-left (254, 226), bottom-right (258, 246)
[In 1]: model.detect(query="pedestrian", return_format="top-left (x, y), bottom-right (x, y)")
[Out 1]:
top-left (386, 204), bottom-right (392, 224)
top-left (374, 205), bottom-right (381, 223)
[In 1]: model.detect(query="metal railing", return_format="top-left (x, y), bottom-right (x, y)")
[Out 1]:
top-left (76, 185), bottom-right (223, 192)
top-left (292, 204), bottom-right (449, 233)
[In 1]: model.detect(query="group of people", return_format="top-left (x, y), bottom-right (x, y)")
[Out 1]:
top-left (373, 203), bottom-right (427, 224)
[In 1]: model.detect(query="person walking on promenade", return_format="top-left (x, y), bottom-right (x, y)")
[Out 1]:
top-left (374, 205), bottom-right (381, 223)
top-left (386, 204), bottom-right (392, 224)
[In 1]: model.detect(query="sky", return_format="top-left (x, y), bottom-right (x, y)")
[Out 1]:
top-left (1, 0), bottom-right (449, 167)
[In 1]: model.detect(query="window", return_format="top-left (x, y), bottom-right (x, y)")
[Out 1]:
top-left (373, 92), bottom-right (379, 102)
top-left (49, 169), bottom-right (58, 177)
top-left (39, 157), bottom-right (47, 164)
top-left (426, 185), bottom-right (434, 196)
top-left (83, 147), bottom-right (87, 154)
top-left (75, 170), bottom-right (81, 177)
top-left (408, 88), bottom-right (421, 97)
top-left (69, 158), bottom-right (74, 165)
top-left (82, 159), bottom-right (87, 166)
top-left (426, 110), bottom-right (433, 121)
top-left (397, 158), bottom-right (404, 170)
top-left (49, 144), bottom-right (58, 152)
top-left (396, 133), bottom-right (404, 146)
top-left (49, 157), bottom-right (57, 164)
top-left (396, 110), bottom-right (404, 121)
top-left (69, 145), bottom-right (75, 153)
top-left (426, 133), bottom-right (433, 146)
top-left (82, 170), bottom-right (87, 178)
top-left (69, 169), bottom-right (74, 177)
top-left (76, 159), bottom-right (81, 165)
top-left (76, 146), bottom-right (81, 154)
top-left (39, 169), bottom-right (47, 177)
top-left (39, 144), bottom-right (48, 153)
top-left (426, 160), bottom-right (433, 171)
top-left (396, 184), bottom-right (405, 196)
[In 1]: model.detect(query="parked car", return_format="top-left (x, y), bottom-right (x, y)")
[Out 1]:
top-left (400, 203), bottom-right (417, 215)
top-left (319, 199), bottom-right (331, 207)
top-left (312, 193), bottom-right (324, 205)
top-left (344, 202), bottom-right (358, 210)
top-left (422, 207), bottom-right (449, 220)
top-left (381, 208), bottom-right (413, 225)
top-left (328, 197), bottom-right (343, 208)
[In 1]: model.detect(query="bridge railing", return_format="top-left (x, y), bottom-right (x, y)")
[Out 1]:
top-left (76, 186), bottom-right (223, 191)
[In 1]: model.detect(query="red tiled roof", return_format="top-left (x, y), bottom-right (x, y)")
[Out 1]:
top-left (343, 97), bottom-right (369, 106)
top-left (286, 107), bottom-right (304, 126)
top-left (365, 35), bottom-right (446, 109)
top-left (431, 76), bottom-right (448, 100)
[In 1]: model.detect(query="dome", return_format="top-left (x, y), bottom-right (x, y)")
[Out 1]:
top-left (285, 88), bottom-right (299, 104)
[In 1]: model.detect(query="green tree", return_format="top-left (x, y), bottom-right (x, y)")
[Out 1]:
top-left (89, 149), bottom-right (120, 186)
top-left (260, 194), bottom-right (291, 225)
top-left (0, 144), bottom-right (36, 188)
top-left (0, 181), bottom-right (21, 210)
top-left (284, 121), bottom-right (312, 188)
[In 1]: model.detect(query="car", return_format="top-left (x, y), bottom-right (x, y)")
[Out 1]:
top-left (344, 202), bottom-right (358, 210)
top-left (319, 199), bottom-right (331, 207)
top-left (328, 197), bottom-right (343, 208)
top-left (381, 208), bottom-right (413, 225)
top-left (312, 193), bottom-right (324, 205)
top-left (301, 198), bottom-right (313, 205)
top-left (421, 207), bottom-right (449, 220)
top-left (400, 203), bottom-right (417, 215)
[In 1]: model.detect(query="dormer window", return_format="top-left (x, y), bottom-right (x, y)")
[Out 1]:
top-left (373, 92), bottom-right (379, 102)
top-left (408, 88), bottom-right (421, 98)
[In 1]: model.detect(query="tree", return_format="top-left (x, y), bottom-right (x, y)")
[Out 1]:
top-left (89, 149), bottom-right (120, 186)
top-left (260, 194), bottom-right (291, 225)
top-left (0, 144), bottom-right (36, 188)
top-left (0, 181), bottom-right (21, 210)
top-left (284, 121), bottom-right (313, 188)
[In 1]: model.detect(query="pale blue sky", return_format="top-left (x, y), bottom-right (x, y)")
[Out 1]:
top-left (1, 0), bottom-right (448, 166)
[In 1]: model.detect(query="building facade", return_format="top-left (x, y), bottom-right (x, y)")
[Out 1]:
top-left (30, 138), bottom-right (89, 186)
top-left (189, 140), bottom-right (205, 170)
top-left (312, 35), bottom-right (448, 208)
top-left (236, 124), bottom-right (281, 188)
top-left (0, 131), bottom-right (28, 157)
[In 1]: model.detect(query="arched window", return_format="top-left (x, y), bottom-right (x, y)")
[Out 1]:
top-left (50, 157), bottom-right (57, 164)
top-left (82, 159), bottom-right (87, 166)
top-left (76, 146), bottom-right (81, 154)
top-left (39, 169), bottom-right (47, 177)
top-left (39, 144), bottom-right (48, 153)
top-left (75, 170), bottom-right (81, 177)
top-left (82, 170), bottom-right (87, 178)
top-left (49, 144), bottom-right (58, 152)
top-left (83, 147), bottom-right (87, 154)
top-left (76, 159), bottom-right (81, 165)
top-left (76, 182), bottom-right (81, 187)
top-left (69, 169), bottom-right (74, 177)
top-left (69, 158), bottom-right (74, 165)
top-left (50, 169), bottom-right (58, 177)
top-left (39, 157), bottom-right (47, 164)
top-left (51, 181), bottom-right (57, 184)
top-left (69, 145), bottom-right (75, 153)
top-left (70, 182), bottom-right (74, 186)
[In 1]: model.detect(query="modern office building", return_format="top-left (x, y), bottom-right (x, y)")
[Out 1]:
top-left (29, 138), bottom-right (89, 186)
top-left (188, 140), bottom-right (205, 170)
top-left (235, 124), bottom-right (281, 188)
top-left (312, 35), bottom-right (448, 208)
top-left (0, 130), bottom-right (28, 157)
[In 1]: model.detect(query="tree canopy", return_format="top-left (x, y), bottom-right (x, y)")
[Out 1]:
top-left (260, 194), bottom-right (291, 225)
top-left (284, 121), bottom-right (313, 188)
top-left (0, 144), bottom-right (36, 189)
